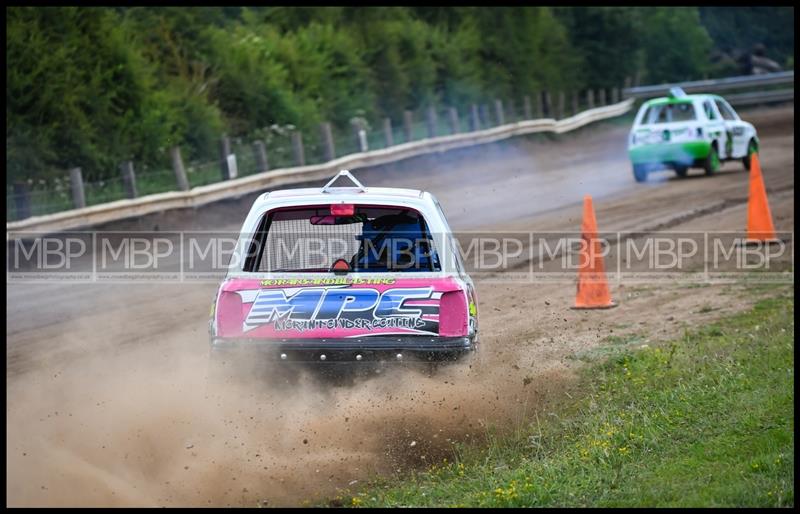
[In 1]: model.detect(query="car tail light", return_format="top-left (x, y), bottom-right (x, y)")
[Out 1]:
top-left (215, 290), bottom-right (243, 337)
top-left (331, 203), bottom-right (355, 216)
top-left (439, 290), bottom-right (468, 336)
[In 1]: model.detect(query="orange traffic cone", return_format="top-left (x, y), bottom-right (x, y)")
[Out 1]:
top-left (745, 153), bottom-right (780, 244)
top-left (573, 195), bottom-right (617, 309)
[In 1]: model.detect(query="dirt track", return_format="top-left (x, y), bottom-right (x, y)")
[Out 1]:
top-left (6, 104), bottom-right (794, 506)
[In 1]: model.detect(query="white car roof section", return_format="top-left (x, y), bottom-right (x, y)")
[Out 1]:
top-left (252, 188), bottom-right (430, 216)
top-left (266, 186), bottom-right (423, 201)
top-left (258, 170), bottom-right (424, 207)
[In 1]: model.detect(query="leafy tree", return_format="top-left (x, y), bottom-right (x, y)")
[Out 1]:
top-left (634, 7), bottom-right (713, 84)
top-left (7, 6), bottom-right (790, 189)
top-left (699, 7), bottom-right (794, 69)
top-left (7, 7), bottom-right (178, 181)
top-left (471, 8), bottom-right (578, 101)
top-left (554, 7), bottom-right (641, 88)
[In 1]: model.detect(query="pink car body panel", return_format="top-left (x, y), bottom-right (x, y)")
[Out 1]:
top-left (214, 276), bottom-right (469, 340)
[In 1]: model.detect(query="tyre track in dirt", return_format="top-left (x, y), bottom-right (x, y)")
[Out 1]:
top-left (6, 104), bottom-right (793, 506)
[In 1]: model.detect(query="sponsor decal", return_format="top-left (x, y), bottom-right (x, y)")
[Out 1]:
top-left (260, 277), bottom-right (396, 287)
top-left (726, 131), bottom-right (733, 156)
top-left (241, 286), bottom-right (440, 334)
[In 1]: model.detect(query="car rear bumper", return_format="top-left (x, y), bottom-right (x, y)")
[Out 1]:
top-left (629, 141), bottom-right (711, 165)
top-left (209, 335), bottom-right (476, 362)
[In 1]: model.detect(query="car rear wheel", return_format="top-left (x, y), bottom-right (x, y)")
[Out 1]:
top-left (633, 164), bottom-right (648, 183)
top-left (742, 139), bottom-right (758, 171)
top-left (703, 145), bottom-right (720, 176)
top-left (674, 165), bottom-right (688, 178)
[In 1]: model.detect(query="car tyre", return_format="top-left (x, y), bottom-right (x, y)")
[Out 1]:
top-left (673, 165), bottom-right (688, 178)
top-left (633, 164), bottom-right (648, 183)
top-left (703, 144), bottom-right (720, 176)
top-left (742, 139), bottom-right (758, 171)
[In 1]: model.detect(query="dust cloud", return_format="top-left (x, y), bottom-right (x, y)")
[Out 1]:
top-left (6, 323), bottom-right (567, 507)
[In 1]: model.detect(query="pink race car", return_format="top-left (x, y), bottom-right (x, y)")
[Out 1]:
top-left (208, 170), bottom-right (479, 368)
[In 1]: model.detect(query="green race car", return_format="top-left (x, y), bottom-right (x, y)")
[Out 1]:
top-left (627, 88), bottom-right (759, 182)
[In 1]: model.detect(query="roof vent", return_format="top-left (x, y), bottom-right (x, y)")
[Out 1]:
top-left (322, 169), bottom-right (366, 194)
top-left (668, 86), bottom-right (687, 99)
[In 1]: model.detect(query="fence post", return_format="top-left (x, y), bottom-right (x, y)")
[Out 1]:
top-left (557, 92), bottom-right (566, 120)
top-left (291, 130), bottom-right (305, 166)
top-left (320, 122), bottom-right (335, 162)
top-left (170, 147), bottom-right (189, 192)
top-left (448, 107), bottom-right (460, 134)
top-left (586, 90), bottom-right (595, 109)
top-left (598, 88), bottom-right (607, 106)
top-left (480, 104), bottom-right (491, 127)
top-left (470, 104), bottom-right (480, 131)
top-left (253, 140), bottom-right (269, 172)
top-left (506, 99), bottom-right (516, 122)
top-left (535, 91), bottom-right (543, 118)
top-left (623, 77), bottom-right (633, 98)
top-left (494, 99), bottom-right (505, 126)
top-left (426, 106), bottom-right (438, 138)
top-left (219, 136), bottom-right (232, 180)
top-left (69, 167), bottom-right (86, 208)
top-left (523, 96), bottom-right (532, 119)
top-left (543, 91), bottom-right (552, 118)
top-left (13, 182), bottom-right (31, 220)
top-left (611, 87), bottom-right (620, 104)
top-left (403, 110), bottom-right (413, 142)
top-left (383, 118), bottom-right (394, 147)
top-left (353, 119), bottom-right (368, 152)
top-left (571, 91), bottom-right (579, 116)
top-left (120, 160), bottom-right (138, 199)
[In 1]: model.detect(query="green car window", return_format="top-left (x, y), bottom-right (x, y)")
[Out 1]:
top-left (642, 102), bottom-right (697, 124)
top-left (703, 101), bottom-right (717, 120)
top-left (715, 100), bottom-right (737, 121)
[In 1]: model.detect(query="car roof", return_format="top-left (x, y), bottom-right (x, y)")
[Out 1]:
top-left (250, 170), bottom-right (430, 211)
top-left (643, 93), bottom-right (721, 105)
top-left (267, 186), bottom-right (423, 200)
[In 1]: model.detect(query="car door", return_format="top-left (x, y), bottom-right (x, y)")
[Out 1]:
top-left (702, 98), bottom-right (730, 159)
top-left (714, 98), bottom-right (748, 158)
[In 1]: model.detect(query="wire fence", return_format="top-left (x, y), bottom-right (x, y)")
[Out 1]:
top-left (7, 88), bottom-right (625, 222)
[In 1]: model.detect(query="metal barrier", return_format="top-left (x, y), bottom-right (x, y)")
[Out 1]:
top-left (623, 71), bottom-right (794, 99)
top-left (6, 99), bottom-right (634, 238)
top-left (724, 89), bottom-right (794, 106)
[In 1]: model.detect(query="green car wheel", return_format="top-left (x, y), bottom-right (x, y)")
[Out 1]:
top-left (704, 145), bottom-right (720, 176)
top-left (742, 139), bottom-right (758, 171)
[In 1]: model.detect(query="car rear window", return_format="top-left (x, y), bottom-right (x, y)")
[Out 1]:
top-left (248, 205), bottom-right (441, 273)
top-left (640, 101), bottom-right (697, 124)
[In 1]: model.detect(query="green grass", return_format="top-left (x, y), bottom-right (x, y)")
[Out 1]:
top-left (341, 291), bottom-right (794, 507)
top-left (569, 332), bottom-right (650, 363)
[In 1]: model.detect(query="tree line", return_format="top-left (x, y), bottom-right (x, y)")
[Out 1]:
top-left (6, 6), bottom-right (794, 185)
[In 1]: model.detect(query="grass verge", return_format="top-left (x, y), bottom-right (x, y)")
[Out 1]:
top-left (341, 292), bottom-right (794, 507)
